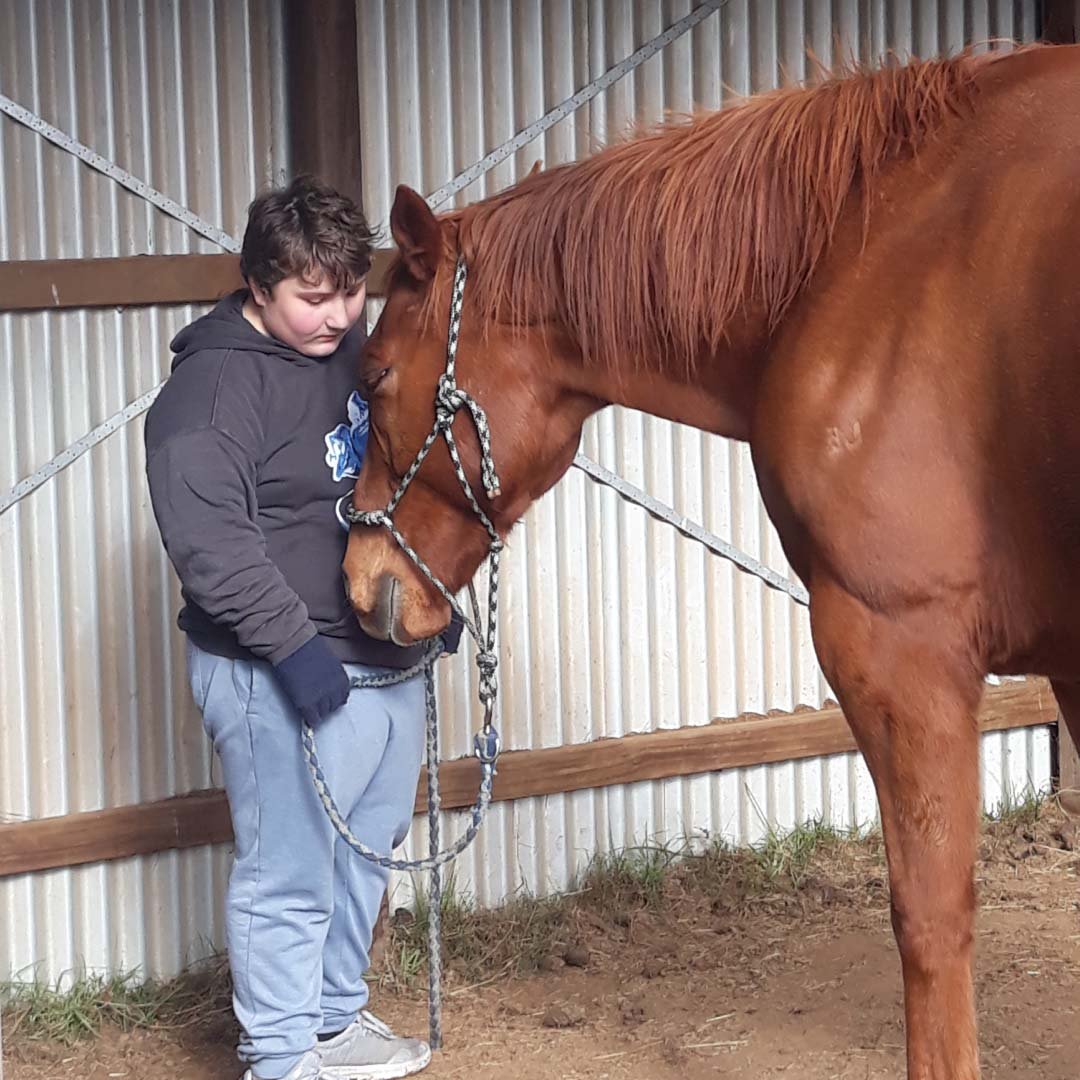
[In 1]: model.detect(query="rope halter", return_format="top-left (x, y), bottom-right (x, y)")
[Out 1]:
top-left (345, 255), bottom-right (504, 755)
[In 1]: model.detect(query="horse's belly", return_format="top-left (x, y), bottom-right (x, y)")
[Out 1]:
top-left (984, 510), bottom-right (1080, 678)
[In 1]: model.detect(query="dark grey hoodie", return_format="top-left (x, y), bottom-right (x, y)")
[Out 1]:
top-left (144, 290), bottom-right (424, 669)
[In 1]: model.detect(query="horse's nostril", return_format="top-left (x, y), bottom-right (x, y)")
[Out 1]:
top-left (352, 573), bottom-right (397, 642)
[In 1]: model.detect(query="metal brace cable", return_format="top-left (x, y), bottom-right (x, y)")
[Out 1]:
top-left (0, 91), bottom-right (241, 514)
top-left (425, 0), bottom-right (728, 209)
top-left (572, 454), bottom-right (809, 607)
top-left (0, 92), bottom-right (241, 253)
top-left (0, 385), bottom-right (163, 516)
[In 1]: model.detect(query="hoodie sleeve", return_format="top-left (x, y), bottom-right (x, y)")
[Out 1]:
top-left (146, 425), bottom-right (316, 664)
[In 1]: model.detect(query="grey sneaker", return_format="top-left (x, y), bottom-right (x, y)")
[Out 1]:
top-left (317, 1010), bottom-right (432, 1080)
top-left (242, 1049), bottom-right (323, 1080)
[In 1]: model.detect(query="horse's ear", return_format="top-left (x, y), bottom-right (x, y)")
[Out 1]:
top-left (526, 159), bottom-right (542, 178)
top-left (390, 185), bottom-right (441, 282)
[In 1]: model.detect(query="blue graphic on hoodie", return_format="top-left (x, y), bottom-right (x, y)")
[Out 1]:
top-left (326, 391), bottom-right (369, 531)
top-left (325, 390), bottom-right (369, 482)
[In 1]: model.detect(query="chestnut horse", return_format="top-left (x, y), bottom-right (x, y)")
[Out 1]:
top-left (344, 44), bottom-right (1080, 1079)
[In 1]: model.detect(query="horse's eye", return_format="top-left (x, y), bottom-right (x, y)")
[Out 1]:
top-left (359, 365), bottom-right (391, 400)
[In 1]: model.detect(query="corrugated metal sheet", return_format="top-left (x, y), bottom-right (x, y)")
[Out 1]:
top-left (0, 0), bottom-right (287, 984)
top-left (357, 0), bottom-right (1050, 910)
top-left (0, 0), bottom-right (1050, 986)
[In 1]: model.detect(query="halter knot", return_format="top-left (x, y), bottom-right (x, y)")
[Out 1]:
top-left (348, 507), bottom-right (389, 528)
top-left (434, 374), bottom-right (465, 430)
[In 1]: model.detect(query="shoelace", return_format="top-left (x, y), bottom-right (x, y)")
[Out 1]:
top-left (359, 1010), bottom-right (397, 1040)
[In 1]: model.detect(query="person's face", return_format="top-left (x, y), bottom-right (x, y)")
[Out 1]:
top-left (249, 268), bottom-right (367, 357)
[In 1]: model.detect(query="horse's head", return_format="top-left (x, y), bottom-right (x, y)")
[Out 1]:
top-left (343, 185), bottom-right (597, 645)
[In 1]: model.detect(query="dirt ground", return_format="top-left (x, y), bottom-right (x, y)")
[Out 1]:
top-left (7, 806), bottom-right (1080, 1080)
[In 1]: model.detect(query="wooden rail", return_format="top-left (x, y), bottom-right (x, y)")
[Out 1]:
top-left (0, 250), bottom-right (397, 313)
top-left (0, 678), bottom-right (1056, 877)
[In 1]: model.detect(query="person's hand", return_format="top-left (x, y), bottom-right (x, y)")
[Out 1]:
top-left (440, 611), bottom-right (465, 656)
top-left (272, 635), bottom-right (350, 725)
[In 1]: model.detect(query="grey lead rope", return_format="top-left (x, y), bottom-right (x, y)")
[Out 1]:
top-left (300, 650), bottom-right (471, 1052)
top-left (424, 670), bottom-right (444, 1050)
top-left (300, 645), bottom-right (495, 874)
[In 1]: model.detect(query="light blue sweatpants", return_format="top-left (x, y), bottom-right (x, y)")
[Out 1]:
top-left (187, 640), bottom-right (427, 1080)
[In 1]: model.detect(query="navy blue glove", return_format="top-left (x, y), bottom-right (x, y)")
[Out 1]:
top-left (440, 611), bottom-right (465, 656)
top-left (272, 635), bottom-right (350, 725)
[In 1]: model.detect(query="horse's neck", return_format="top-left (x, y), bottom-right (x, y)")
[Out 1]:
top-left (563, 322), bottom-right (766, 442)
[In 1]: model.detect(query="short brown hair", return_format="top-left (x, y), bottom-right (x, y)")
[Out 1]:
top-left (240, 175), bottom-right (377, 294)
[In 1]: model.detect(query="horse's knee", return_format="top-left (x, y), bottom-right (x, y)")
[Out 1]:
top-left (889, 880), bottom-right (975, 976)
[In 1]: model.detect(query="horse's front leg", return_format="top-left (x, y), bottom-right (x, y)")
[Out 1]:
top-left (811, 578), bottom-right (983, 1080)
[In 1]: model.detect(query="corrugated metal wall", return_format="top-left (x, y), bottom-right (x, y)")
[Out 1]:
top-left (0, 0), bottom-right (1050, 985)
top-left (359, 0), bottom-right (1050, 909)
top-left (0, 0), bottom-right (288, 984)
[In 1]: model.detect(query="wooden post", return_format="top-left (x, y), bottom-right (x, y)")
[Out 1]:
top-left (1059, 717), bottom-right (1080, 794)
top-left (1041, 1), bottom-right (1079, 43)
top-left (283, 0), bottom-right (363, 207)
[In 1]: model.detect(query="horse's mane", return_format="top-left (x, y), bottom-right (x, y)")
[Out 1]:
top-left (441, 49), bottom-right (1008, 371)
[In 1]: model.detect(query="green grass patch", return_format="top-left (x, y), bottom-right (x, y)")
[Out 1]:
top-left (985, 785), bottom-right (1047, 831)
top-left (575, 841), bottom-right (681, 911)
top-left (378, 870), bottom-right (568, 990)
top-left (2, 958), bottom-right (230, 1045)
top-left (751, 819), bottom-right (854, 889)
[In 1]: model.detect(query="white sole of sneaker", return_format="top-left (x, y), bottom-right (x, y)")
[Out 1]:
top-left (319, 1046), bottom-right (432, 1080)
